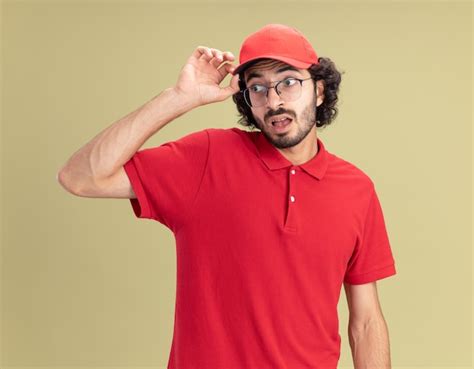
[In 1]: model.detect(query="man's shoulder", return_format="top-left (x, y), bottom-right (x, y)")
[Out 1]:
top-left (326, 150), bottom-right (375, 189)
top-left (205, 127), bottom-right (257, 150)
top-left (170, 127), bottom-right (252, 147)
top-left (206, 126), bottom-right (255, 140)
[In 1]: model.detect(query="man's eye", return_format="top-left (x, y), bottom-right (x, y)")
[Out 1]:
top-left (250, 84), bottom-right (266, 93)
top-left (283, 78), bottom-right (297, 86)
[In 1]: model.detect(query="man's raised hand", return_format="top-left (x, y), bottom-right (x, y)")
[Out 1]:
top-left (173, 46), bottom-right (241, 108)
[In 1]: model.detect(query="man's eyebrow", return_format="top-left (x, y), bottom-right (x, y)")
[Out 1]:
top-left (245, 65), bottom-right (302, 84)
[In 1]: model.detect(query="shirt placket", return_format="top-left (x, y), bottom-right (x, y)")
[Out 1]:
top-left (284, 166), bottom-right (298, 233)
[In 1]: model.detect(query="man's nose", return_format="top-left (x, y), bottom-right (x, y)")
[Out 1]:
top-left (265, 87), bottom-right (284, 109)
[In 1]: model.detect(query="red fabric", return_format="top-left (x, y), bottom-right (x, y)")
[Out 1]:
top-left (233, 23), bottom-right (319, 76)
top-left (123, 127), bottom-right (397, 369)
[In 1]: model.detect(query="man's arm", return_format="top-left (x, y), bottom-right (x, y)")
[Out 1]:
top-left (57, 86), bottom-right (192, 197)
top-left (344, 281), bottom-right (393, 369)
top-left (57, 46), bottom-right (239, 197)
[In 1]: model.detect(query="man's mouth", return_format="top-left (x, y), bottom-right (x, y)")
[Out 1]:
top-left (271, 117), bottom-right (292, 127)
top-left (269, 114), bottom-right (293, 125)
top-left (270, 116), bottom-right (293, 132)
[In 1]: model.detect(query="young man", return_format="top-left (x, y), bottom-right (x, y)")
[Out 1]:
top-left (58, 23), bottom-right (397, 369)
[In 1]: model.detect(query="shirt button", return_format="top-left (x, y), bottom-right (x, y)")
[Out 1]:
top-left (290, 195), bottom-right (295, 202)
top-left (291, 169), bottom-right (296, 175)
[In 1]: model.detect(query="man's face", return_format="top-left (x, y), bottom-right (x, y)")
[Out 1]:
top-left (243, 59), bottom-right (323, 149)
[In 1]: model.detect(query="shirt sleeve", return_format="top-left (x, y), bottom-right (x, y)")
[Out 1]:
top-left (122, 129), bottom-right (210, 232)
top-left (344, 186), bottom-right (397, 285)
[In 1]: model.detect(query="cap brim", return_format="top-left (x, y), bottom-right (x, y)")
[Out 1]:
top-left (232, 55), bottom-right (314, 76)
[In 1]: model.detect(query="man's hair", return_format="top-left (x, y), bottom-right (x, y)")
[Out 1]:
top-left (232, 57), bottom-right (344, 130)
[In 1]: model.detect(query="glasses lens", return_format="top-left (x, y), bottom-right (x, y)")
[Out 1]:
top-left (247, 85), bottom-right (266, 107)
top-left (244, 89), bottom-right (254, 107)
top-left (246, 79), bottom-right (303, 108)
top-left (277, 78), bottom-right (302, 102)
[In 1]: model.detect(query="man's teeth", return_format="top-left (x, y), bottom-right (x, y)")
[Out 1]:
top-left (272, 119), bottom-right (292, 128)
top-left (272, 117), bottom-right (291, 125)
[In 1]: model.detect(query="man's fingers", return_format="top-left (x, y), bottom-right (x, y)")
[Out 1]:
top-left (194, 46), bottom-right (235, 64)
top-left (194, 46), bottom-right (213, 60)
top-left (213, 49), bottom-right (235, 63)
top-left (191, 46), bottom-right (238, 87)
top-left (198, 48), bottom-right (214, 62)
top-left (215, 61), bottom-right (236, 80)
top-left (210, 56), bottom-right (224, 68)
top-left (218, 73), bottom-right (241, 101)
top-left (221, 51), bottom-right (235, 61)
top-left (201, 48), bottom-right (224, 63)
top-left (220, 61), bottom-right (236, 75)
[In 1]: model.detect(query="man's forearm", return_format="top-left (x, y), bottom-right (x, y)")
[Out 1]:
top-left (57, 87), bottom-right (196, 193)
top-left (348, 316), bottom-right (392, 369)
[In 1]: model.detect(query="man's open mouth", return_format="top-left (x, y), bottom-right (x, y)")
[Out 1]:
top-left (270, 116), bottom-right (293, 132)
top-left (271, 117), bottom-right (292, 127)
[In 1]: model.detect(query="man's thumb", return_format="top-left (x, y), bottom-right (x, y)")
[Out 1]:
top-left (220, 73), bottom-right (241, 100)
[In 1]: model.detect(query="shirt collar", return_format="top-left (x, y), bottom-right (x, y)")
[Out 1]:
top-left (255, 131), bottom-right (329, 180)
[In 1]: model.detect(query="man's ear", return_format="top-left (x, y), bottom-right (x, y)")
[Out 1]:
top-left (316, 80), bottom-right (325, 106)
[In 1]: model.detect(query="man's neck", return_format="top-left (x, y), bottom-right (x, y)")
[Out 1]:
top-left (276, 129), bottom-right (319, 166)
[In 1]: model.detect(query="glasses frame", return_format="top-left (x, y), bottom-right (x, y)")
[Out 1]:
top-left (241, 77), bottom-right (313, 108)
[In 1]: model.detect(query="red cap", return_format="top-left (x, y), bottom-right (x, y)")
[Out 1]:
top-left (232, 24), bottom-right (319, 76)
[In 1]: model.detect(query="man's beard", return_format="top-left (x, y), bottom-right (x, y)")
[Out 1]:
top-left (255, 95), bottom-right (317, 149)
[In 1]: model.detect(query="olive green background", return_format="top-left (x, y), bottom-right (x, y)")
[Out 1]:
top-left (1, 0), bottom-right (472, 368)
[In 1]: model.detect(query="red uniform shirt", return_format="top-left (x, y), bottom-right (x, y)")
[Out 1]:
top-left (123, 127), bottom-right (397, 369)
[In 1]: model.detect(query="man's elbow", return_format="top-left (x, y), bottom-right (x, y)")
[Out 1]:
top-left (348, 313), bottom-right (387, 340)
top-left (57, 169), bottom-right (82, 196)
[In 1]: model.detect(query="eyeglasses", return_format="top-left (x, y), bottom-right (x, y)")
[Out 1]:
top-left (241, 77), bottom-right (313, 108)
